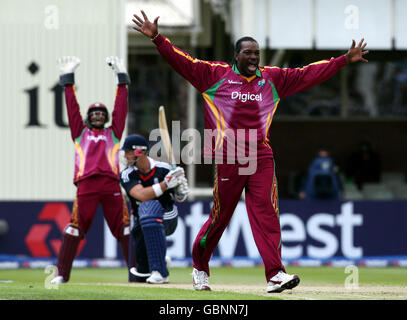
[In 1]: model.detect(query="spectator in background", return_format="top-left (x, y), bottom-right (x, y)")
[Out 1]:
top-left (345, 140), bottom-right (382, 190)
top-left (299, 148), bottom-right (342, 200)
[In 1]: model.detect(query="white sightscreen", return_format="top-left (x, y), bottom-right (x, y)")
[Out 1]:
top-left (228, 0), bottom-right (395, 50)
top-left (268, 0), bottom-right (313, 49)
top-left (395, 0), bottom-right (407, 49)
top-left (230, 0), bottom-right (268, 48)
top-left (315, 0), bottom-right (392, 50)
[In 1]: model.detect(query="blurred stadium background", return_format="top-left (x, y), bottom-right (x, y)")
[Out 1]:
top-left (0, 0), bottom-right (406, 273)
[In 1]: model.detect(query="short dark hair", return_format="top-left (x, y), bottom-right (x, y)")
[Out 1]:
top-left (234, 36), bottom-right (258, 54)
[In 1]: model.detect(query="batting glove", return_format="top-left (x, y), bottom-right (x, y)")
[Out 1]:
top-left (106, 56), bottom-right (131, 85)
top-left (164, 167), bottom-right (185, 190)
top-left (177, 177), bottom-right (190, 195)
top-left (175, 193), bottom-right (188, 202)
top-left (57, 56), bottom-right (80, 86)
top-left (175, 177), bottom-right (190, 202)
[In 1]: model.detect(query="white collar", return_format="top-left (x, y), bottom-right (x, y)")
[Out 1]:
top-left (147, 156), bottom-right (156, 169)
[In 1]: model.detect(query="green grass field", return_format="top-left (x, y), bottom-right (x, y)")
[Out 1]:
top-left (0, 266), bottom-right (406, 300)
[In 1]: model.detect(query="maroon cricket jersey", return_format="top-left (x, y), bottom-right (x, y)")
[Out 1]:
top-left (152, 34), bottom-right (347, 161)
top-left (64, 85), bottom-right (128, 184)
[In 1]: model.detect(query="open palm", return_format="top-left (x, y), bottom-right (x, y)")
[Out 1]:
top-left (345, 38), bottom-right (369, 64)
top-left (132, 10), bottom-right (159, 39)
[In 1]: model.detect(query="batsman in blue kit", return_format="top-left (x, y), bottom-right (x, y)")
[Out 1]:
top-left (120, 134), bottom-right (190, 283)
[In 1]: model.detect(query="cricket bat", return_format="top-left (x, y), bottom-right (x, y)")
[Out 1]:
top-left (158, 106), bottom-right (177, 168)
top-left (159, 106), bottom-right (187, 200)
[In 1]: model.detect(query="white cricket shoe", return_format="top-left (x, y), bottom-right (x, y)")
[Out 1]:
top-left (50, 276), bottom-right (66, 285)
top-left (146, 271), bottom-right (169, 284)
top-left (267, 270), bottom-right (300, 293)
top-left (192, 268), bottom-right (211, 291)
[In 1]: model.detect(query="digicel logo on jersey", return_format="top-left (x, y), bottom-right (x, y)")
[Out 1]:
top-left (231, 91), bottom-right (262, 102)
top-left (87, 135), bottom-right (107, 143)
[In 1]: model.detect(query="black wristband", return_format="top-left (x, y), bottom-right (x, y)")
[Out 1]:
top-left (117, 73), bottom-right (131, 85)
top-left (59, 73), bottom-right (75, 86)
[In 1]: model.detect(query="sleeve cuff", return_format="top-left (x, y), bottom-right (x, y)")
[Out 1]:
top-left (336, 55), bottom-right (347, 68)
top-left (59, 73), bottom-right (75, 86)
top-left (152, 34), bottom-right (165, 46)
top-left (117, 73), bottom-right (131, 85)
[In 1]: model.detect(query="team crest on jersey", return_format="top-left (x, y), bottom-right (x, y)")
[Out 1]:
top-left (258, 79), bottom-right (265, 87)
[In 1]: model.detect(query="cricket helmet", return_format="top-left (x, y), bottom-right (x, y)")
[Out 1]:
top-left (121, 134), bottom-right (149, 152)
top-left (87, 102), bottom-right (109, 123)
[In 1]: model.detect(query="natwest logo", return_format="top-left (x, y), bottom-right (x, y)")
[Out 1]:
top-left (231, 91), bottom-right (262, 102)
top-left (24, 203), bottom-right (86, 257)
top-left (281, 202), bottom-right (363, 259)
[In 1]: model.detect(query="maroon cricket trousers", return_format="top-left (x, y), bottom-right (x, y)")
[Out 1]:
top-left (74, 175), bottom-right (128, 237)
top-left (192, 157), bottom-right (285, 282)
top-left (57, 175), bottom-right (130, 281)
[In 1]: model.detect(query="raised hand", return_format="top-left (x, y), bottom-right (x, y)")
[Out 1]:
top-left (345, 38), bottom-right (369, 64)
top-left (57, 56), bottom-right (80, 75)
top-left (106, 56), bottom-right (130, 84)
top-left (132, 10), bottom-right (159, 39)
top-left (106, 56), bottom-right (126, 74)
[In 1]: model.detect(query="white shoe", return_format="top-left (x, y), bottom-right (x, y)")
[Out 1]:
top-left (192, 268), bottom-right (211, 291)
top-left (50, 276), bottom-right (66, 285)
top-left (146, 271), bottom-right (169, 284)
top-left (267, 270), bottom-right (300, 293)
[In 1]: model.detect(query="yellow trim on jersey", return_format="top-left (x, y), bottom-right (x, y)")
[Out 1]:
top-left (264, 112), bottom-right (272, 140)
top-left (271, 166), bottom-right (280, 219)
top-left (108, 143), bottom-right (120, 175)
top-left (211, 164), bottom-right (221, 224)
top-left (202, 92), bottom-right (226, 151)
top-left (263, 58), bottom-right (332, 71)
top-left (292, 59), bottom-right (331, 71)
top-left (122, 194), bottom-right (130, 225)
top-left (272, 99), bottom-right (280, 117)
top-left (172, 47), bottom-right (229, 68)
top-left (74, 141), bottom-right (85, 179)
top-left (238, 74), bottom-right (257, 83)
top-left (263, 99), bottom-right (280, 148)
top-left (71, 198), bottom-right (79, 227)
